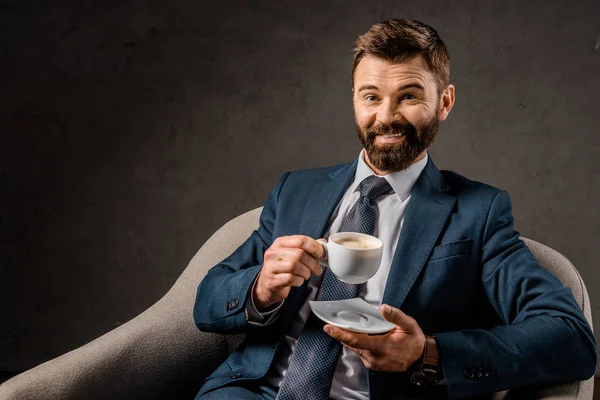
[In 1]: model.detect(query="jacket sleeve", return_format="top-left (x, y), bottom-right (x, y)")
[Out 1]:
top-left (193, 172), bottom-right (289, 333)
top-left (435, 191), bottom-right (597, 399)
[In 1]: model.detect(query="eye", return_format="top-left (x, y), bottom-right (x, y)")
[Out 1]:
top-left (402, 93), bottom-right (417, 101)
top-left (365, 95), bottom-right (379, 102)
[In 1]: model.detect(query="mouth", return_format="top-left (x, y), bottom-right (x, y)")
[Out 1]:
top-left (375, 133), bottom-right (405, 144)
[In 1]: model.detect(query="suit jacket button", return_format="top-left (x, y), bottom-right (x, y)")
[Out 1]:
top-left (476, 369), bottom-right (485, 379)
top-left (463, 369), bottom-right (474, 379)
top-left (231, 299), bottom-right (239, 308)
top-left (231, 373), bottom-right (243, 379)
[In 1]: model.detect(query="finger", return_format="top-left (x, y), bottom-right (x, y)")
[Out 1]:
top-left (269, 240), bottom-right (323, 276)
top-left (316, 238), bottom-right (328, 259)
top-left (270, 235), bottom-right (290, 249)
top-left (278, 247), bottom-right (322, 276)
top-left (279, 235), bottom-right (326, 261)
top-left (311, 238), bottom-right (327, 261)
top-left (290, 260), bottom-right (314, 280)
top-left (297, 249), bottom-right (323, 276)
top-left (380, 304), bottom-right (417, 330)
top-left (323, 325), bottom-right (371, 351)
top-left (346, 348), bottom-right (377, 370)
top-left (341, 343), bottom-right (368, 359)
top-left (272, 273), bottom-right (305, 288)
top-left (269, 252), bottom-right (314, 280)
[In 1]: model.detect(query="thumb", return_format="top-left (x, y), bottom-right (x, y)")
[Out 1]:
top-left (380, 304), bottom-right (416, 330)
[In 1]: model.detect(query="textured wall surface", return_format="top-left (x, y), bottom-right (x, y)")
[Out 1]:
top-left (1, 0), bottom-right (599, 372)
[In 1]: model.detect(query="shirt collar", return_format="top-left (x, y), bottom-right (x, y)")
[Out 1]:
top-left (351, 149), bottom-right (428, 202)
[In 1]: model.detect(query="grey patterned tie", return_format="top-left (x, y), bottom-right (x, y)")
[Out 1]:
top-left (276, 175), bottom-right (393, 400)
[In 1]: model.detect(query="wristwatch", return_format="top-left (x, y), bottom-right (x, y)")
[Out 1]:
top-left (408, 335), bottom-right (443, 386)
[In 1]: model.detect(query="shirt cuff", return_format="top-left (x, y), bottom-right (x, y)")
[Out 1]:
top-left (245, 272), bottom-right (285, 326)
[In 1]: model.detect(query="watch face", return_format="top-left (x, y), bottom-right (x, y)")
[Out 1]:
top-left (410, 368), bottom-right (441, 386)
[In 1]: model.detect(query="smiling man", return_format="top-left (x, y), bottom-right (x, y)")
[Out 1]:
top-left (193, 19), bottom-right (597, 399)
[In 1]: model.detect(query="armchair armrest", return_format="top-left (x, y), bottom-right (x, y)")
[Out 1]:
top-left (0, 208), bottom-right (261, 400)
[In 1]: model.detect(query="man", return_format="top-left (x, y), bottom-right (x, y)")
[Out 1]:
top-left (193, 19), bottom-right (597, 399)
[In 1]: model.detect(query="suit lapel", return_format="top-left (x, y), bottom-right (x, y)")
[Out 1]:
top-left (283, 159), bottom-right (358, 327)
top-left (382, 157), bottom-right (456, 308)
top-left (297, 159), bottom-right (358, 239)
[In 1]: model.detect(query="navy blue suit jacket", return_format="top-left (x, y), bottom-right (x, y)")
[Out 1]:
top-left (194, 157), bottom-right (597, 399)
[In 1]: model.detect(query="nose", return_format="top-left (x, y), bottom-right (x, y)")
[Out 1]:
top-left (376, 99), bottom-right (399, 125)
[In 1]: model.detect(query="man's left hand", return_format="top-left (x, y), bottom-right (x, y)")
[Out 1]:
top-left (323, 304), bottom-right (426, 372)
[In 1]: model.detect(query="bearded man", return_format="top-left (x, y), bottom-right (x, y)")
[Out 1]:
top-left (193, 19), bottom-right (597, 399)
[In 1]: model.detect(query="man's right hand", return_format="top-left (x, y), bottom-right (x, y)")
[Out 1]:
top-left (253, 235), bottom-right (325, 310)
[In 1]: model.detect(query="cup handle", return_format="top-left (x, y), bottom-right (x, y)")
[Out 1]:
top-left (317, 239), bottom-right (329, 267)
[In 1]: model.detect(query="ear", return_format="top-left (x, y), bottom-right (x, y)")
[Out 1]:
top-left (437, 84), bottom-right (455, 121)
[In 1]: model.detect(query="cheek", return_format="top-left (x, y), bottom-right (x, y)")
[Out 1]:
top-left (401, 106), bottom-right (431, 127)
top-left (398, 107), bottom-right (419, 123)
top-left (354, 105), bottom-right (375, 126)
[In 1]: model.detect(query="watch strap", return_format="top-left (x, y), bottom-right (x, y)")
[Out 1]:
top-left (423, 335), bottom-right (439, 367)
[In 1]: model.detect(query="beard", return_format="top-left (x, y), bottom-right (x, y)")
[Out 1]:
top-left (355, 111), bottom-right (440, 173)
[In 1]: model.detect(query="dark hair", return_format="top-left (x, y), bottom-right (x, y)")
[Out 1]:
top-left (352, 19), bottom-right (450, 94)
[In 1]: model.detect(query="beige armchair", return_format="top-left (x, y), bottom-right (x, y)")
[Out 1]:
top-left (0, 207), bottom-right (594, 399)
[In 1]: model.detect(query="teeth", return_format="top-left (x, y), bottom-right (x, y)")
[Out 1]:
top-left (383, 133), bottom-right (403, 138)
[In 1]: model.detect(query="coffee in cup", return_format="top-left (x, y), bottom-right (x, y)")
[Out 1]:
top-left (335, 237), bottom-right (378, 250)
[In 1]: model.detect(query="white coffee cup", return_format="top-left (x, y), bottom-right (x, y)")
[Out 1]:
top-left (318, 232), bottom-right (383, 284)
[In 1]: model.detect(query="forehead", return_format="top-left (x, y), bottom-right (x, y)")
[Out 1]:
top-left (354, 55), bottom-right (435, 89)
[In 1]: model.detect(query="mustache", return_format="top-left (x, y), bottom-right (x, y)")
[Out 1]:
top-left (366, 121), bottom-right (417, 138)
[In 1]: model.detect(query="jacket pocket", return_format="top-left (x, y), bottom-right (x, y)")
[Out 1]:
top-left (429, 239), bottom-right (473, 261)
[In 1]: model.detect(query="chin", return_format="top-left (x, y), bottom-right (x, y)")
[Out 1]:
top-left (365, 149), bottom-right (420, 173)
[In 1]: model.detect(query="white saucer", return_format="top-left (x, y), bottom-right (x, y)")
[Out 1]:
top-left (309, 298), bottom-right (396, 334)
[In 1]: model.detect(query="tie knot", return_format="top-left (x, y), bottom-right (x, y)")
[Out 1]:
top-left (359, 175), bottom-right (393, 200)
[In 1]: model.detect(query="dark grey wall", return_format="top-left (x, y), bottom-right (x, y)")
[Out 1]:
top-left (1, 0), bottom-right (599, 373)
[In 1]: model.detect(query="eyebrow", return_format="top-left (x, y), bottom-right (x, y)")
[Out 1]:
top-left (357, 83), bottom-right (425, 92)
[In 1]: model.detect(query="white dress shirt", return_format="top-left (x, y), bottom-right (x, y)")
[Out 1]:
top-left (247, 150), bottom-right (428, 399)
